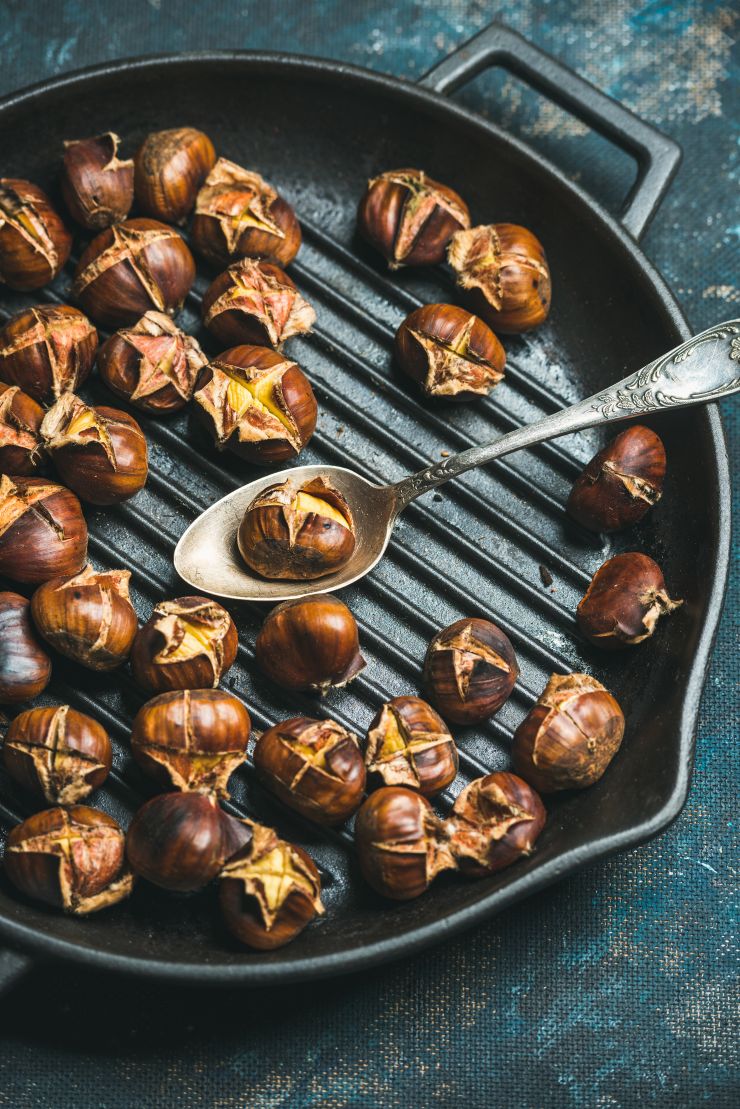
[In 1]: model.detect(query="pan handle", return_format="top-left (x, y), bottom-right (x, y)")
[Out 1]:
top-left (418, 23), bottom-right (681, 241)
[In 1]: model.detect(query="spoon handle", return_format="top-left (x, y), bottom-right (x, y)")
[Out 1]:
top-left (391, 319), bottom-right (740, 509)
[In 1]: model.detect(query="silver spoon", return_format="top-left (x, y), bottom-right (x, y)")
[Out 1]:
top-left (175, 320), bottom-right (740, 602)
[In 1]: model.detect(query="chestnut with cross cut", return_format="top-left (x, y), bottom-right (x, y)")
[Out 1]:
top-left (365, 696), bottom-right (458, 796)
top-left (0, 178), bottom-right (72, 290)
top-left (394, 303), bottom-right (505, 400)
top-left (567, 425), bottom-right (666, 532)
top-left (446, 772), bottom-right (546, 876)
top-left (423, 617), bottom-right (519, 725)
top-left (131, 595), bottom-right (238, 694)
top-left (3, 704), bottom-right (112, 805)
top-left (576, 551), bottom-right (682, 648)
top-left (0, 305), bottom-right (97, 404)
top-left (0, 475), bottom-right (88, 585)
top-left (202, 258), bottom-right (315, 348)
top-left (0, 381), bottom-right (44, 476)
top-left (61, 132), bottom-right (134, 230)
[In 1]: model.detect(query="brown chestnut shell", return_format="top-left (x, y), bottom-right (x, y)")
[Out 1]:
top-left (357, 168), bottom-right (470, 268)
top-left (447, 772), bottom-right (546, 876)
top-left (0, 304), bottom-right (97, 404)
top-left (0, 475), bottom-right (88, 585)
top-left (0, 381), bottom-right (44, 475)
top-left (134, 127), bottom-right (216, 225)
top-left (255, 594), bottom-right (365, 694)
top-left (577, 551), bottom-right (682, 649)
top-left (0, 179), bottom-right (72, 290)
top-left (131, 595), bottom-right (238, 694)
top-left (567, 425), bottom-right (666, 533)
top-left (3, 704), bottom-right (112, 805)
top-left (61, 132), bottom-right (134, 230)
top-left (202, 258), bottom-right (315, 348)
top-left (394, 303), bottom-right (505, 400)
top-left (423, 617), bottom-right (519, 725)
top-left (365, 696), bottom-right (458, 796)
top-left (0, 591), bottom-right (51, 704)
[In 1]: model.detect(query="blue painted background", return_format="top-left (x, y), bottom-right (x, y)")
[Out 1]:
top-left (0, 2), bottom-right (737, 1106)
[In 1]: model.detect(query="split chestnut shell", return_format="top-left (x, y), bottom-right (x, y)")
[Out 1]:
top-left (423, 617), bottom-right (519, 724)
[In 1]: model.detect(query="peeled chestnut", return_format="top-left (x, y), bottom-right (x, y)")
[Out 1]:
top-left (254, 717), bottom-right (366, 825)
top-left (73, 217), bottom-right (196, 328)
top-left (512, 672), bottom-right (625, 793)
top-left (238, 476), bottom-right (356, 581)
top-left (131, 595), bottom-right (238, 694)
top-left (5, 805), bottom-right (133, 914)
top-left (567, 425), bottom-right (666, 532)
top-left (0, 179), bottom-right (72, 290)
top-left (193, 344), bottom-right (316, 464)
top-left (355, 787), bottom-right (455, 900)
top-left (0, 592), bottom-right (51, 703)
top-left (0, 475), bottom-right (88, 584)
top-left (357, 168), bottom-right (469, 269)
top-left (424, 617), bottom-right (519, 725)
top-left (31, 565), bottom-right (138, 670)
top-left (219, 822), bottom-right (323, 950)
top-left (0, 304), bottom-right (97, 404)
top-left (40, 394), bottom-right (148, 505)
top-left (61, 132), bottom-right (134, 230)
top-left (0, 382), bottom-right (44, 475)
top-left (577, 551), bottom-right (682, 649)
top-left (202, 258), bottom-right (315, 348)
top-left (191, 158), bottom-right (301, 268)
top-left (97, 311), bottom-right (207, 415)
top-left (395, 303), bottom-right (505, 400)
top-left (126, 791), bottom-right (250, 893)
top-left (3, 704), bottom-right (112, 805)
top-left (134, 127), bottom-right (216, 225)
top-left (256, 595), bottom-right (365, 694)
top-left (365, 696), bottom-right (458, 796)
top-left (448, 223), bottom-right (551, 334)
top-left (130, 688), bottom-right (250, 796)
top-left (447, 772), bottom-right (546, 876)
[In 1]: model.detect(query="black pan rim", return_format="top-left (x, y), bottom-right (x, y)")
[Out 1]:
top-left (0, 50), bottom-right (731, 985)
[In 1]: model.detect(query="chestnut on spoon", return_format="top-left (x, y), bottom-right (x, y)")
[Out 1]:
top-left (175, 319), bottom-right (740, 602)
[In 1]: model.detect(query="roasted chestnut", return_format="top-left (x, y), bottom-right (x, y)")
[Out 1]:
top-left (40, 394), bottom-right (148, 506)
top-left (0, 381), bottom-right (44, 475)
top-left (4, 805), bottom-right (133, 914)
top-left (191, 158), bottom-right (301, 268)
top-left (193, 344), bottom-right (316, 464)
top-left (447, 223), bottom-right (551, 334)
top-left (0, 592), bottom-right (51, 703)
top-left (130, 688), bottom-right (250, 796)
top-left (131, 595), bottom-right (238, 694)
top-left (202, 258), bottom-right (315, 348)
top-left (31, 565), bottom-right (138, 670)
top-left (567, 425), bottom-right (666, 533)
top-left (365, 696), bottom-right (458, 796)
top-left (256, 595), bottom-right (365, 694)
top-left (577, 551), bottom-right (682, 649)
top-left (97, 311), bottom-right (207, 415)
top-left (355, 786), bottom-right (455, 900)
top-left (2, 704), bottom-right (112, 804)
top-left (446, 772), bottom-right (546, 875)
top-left (254, 717), bottom-right (366, 825)
top-left (61, 132), bottom-right (134, 229)
top-left (219, 822), bottom-right (324, 950)
top-left (134, 127), bottom-right (216, 225)
top-left (0, 179), bottom-right (72, 290)
top-left (511, 672), bottom-right (625, 793)
top-left (0, 475), bottom-right (88, 584)
top-left (73, 217), bottom-right (196, 328)
top-left (0, 304), bottom-right (97, 403)
top-left (357, 168), bottom-right (470, 269)
top-left (394, 303), bottom-right (505, 399)
top-left (237, 475), bottom-right (356, 581)
top-left (423, 617), bottom-right (519, 725)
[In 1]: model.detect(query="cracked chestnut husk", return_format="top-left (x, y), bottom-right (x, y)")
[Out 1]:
top-left (0, 178), bottom-right (72, 290)
top-left (131, 595), bottom-right (238, 694)
top-left (256, 595), bottom-right (365, 694)
top-left (357, 167), bottom-right (470, 269)
top-left (0, 381), bottom-right (44, 475)
top-left (511, 672), bottom-right (625, 793)
top-left (191, 158), bottom-right (301, 269)
top-left (2, 704), bottom-right (112, 805)
top-left (40, 394), bottom-right (148, 506)
top-left (202, 258), bottom-right (315, 348)
top-left (61, 132), bottom-right (134, 230)
top-left (394, 302), bottom-right (505, 400)
top-left (5, 805), bottom-right (133, 914)
top-left (567, 425), bottom-right (666, 533)
top-left (73, 217), bottom-right (196, 328)
top-left (134, 127), bottom-right (216, 225)
top-left (31, 564), bottom-right (138, 671)
top-left (424, 617), bottom-right (519, 725)
top-left (97, 311), bottom-right (208, 415)
top-left (577, 551), bottom-right (682, 649)
top-left (446, 772), bottom-right (546, 876)
top-left (126, 790), bottom-right (251, 893)
top-left (448, 223), bottom-right (551, 334)
top-left (238, 475), bottom-right (356, 581)
top-left (219, 822), bottom-right (324, 950)
top-left (355, 786), bottom-right (456, 900)
top-left (0, 592), bottom-right (51, 703)
top-left (254, 717), bottom-right (366, 826)
top-left (0, 475), bottom-right (88, 584)
top-left (130, 688), bottom-right (250, 797)
top-left (0, 304), bottom-right (97, 404)
top-left (193, 344), bottom-right (317, 464)
top-left (365, 696), bottom-right (458, 796)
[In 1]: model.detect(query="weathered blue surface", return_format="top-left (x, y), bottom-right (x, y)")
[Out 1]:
top-left (0, 2), bottom-right (736, 1106)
